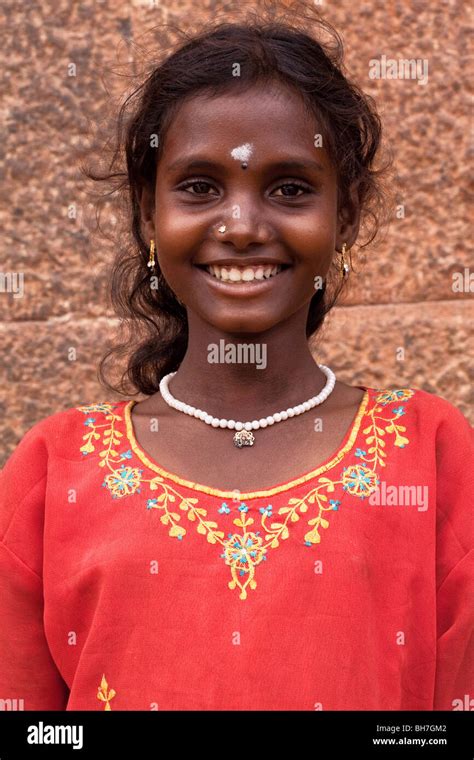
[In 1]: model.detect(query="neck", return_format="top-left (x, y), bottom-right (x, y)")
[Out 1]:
top-left (167, 311), bottom-right (329, 420)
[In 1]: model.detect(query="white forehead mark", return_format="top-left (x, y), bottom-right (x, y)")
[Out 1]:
top-left (230, 143), bottom-right (254, 162)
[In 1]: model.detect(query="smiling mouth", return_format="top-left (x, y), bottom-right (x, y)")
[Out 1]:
top-left (195, 263), bottom-right (291, 285)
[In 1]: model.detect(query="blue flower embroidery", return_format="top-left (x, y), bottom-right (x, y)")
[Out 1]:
top-left (102, 466), bottom-right (143, 499)
top-left (342, 465), bottom-right (379, 500)
top-left (392, 406), bottom-right (405, 416)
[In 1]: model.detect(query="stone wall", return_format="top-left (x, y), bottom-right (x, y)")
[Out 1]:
top-left (1, 0), bottom-right (472, 465)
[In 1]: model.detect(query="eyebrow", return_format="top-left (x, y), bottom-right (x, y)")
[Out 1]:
top-left (166, 157), bottom-right (326, 174)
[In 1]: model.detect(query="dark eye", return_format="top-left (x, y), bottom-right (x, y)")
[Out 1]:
top-left (273, 182), bottom-right (311, 197)
top-left (179, 180), bottom-right (217, 195)
top-left (177, 179), bottom-right (312, 198)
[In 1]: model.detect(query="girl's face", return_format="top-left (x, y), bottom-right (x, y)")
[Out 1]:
top-left (140, 82), bottom-right (358, 335)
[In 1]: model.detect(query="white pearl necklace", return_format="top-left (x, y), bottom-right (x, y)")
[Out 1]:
top-left (159, 364), bottom-right (336, 448)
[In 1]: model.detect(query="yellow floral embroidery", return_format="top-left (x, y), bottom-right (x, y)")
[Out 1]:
top-left (77, 389), bottom-right (413, 600)
top-left (104, 466), bottom-right (142, 498)
top-left (342, 387), bottom-right (414, 496)
top-left (97, 674), bottom-right (116, 710)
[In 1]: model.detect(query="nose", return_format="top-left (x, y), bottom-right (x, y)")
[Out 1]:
top-left (214, 208), bottom-right (272, 250)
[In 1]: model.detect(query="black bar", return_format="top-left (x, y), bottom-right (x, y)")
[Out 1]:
top-left (0, 710), bottom-right (472, 757)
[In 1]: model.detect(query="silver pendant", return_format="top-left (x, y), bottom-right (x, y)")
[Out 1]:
top-left (233, 430), bottom-right (255, 448)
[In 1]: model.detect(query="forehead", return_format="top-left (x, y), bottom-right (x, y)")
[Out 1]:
top-left (160, 84), bottom-right (331, 168)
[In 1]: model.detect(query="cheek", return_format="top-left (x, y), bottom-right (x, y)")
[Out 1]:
top-left (285, 218), bottom-right (336, 261)
top-left (155, 220), bottom-right (199, 269)
top-left (157, 253), bottom-right (194, 295)
top-left (153, 190), bottom-right (202, 260)
top-left (282, 193), bottom-right (338, 251)
top-left (153, 229), bottom-right (199, 296)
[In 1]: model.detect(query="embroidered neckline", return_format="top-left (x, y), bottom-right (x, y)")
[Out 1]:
top-left (122, 390), bottom-right (370, 499)
top-left (77, 388), bottom-right (414, 599)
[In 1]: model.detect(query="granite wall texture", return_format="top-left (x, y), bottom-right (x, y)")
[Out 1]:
top-left (1, 0), bottom-right (472, 465)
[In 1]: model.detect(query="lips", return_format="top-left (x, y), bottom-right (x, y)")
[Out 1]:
top-left (206, 262), bottom-right (284, 282)
top-left (195, 260), bottom-right (292, 268)
top-left (194, 262), bottom-right (291, 294)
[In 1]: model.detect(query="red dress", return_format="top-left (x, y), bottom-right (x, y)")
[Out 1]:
top-left (0, 386), bottom-right (473, 711)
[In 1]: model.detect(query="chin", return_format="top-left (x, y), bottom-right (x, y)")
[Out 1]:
top-left (209, 317), bottom-right (277, 336)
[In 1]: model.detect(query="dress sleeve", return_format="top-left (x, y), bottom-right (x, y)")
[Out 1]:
top-left (433, 401), bottom-right (474, 710)
top-left (0, 423), bottom-right (69, 710)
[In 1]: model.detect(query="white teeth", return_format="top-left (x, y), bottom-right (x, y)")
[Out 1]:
top-left (228, 267), bottom-right (242, 282)
top-left (206, 264), bottom-right (283, 282)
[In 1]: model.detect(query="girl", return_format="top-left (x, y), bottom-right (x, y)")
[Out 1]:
top-left (1, 11), bottom-right (472, 711)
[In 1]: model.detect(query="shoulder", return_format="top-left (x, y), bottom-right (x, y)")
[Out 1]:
top-left (1, 400), bottom-right (132, 540)
top-left (0, 400), bottom-right (131, 557)
top-left (360, 385), bottom-right (473, 469)
top-left (2, 400), bottom-right (131, 471)
top-left (368, 385), bottom-right (472, 436)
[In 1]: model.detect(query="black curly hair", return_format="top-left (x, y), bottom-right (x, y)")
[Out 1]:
top-left (83, 2), bottom-right (393, 397)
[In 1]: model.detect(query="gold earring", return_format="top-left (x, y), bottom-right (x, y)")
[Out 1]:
top-left (147, 240), bottom-right (185, 307)
top-left (341, 243), bottom-right (350, 279)
top-left (147, 239), bottom-right (156, 272)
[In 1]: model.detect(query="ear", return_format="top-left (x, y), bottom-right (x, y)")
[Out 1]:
top-left (336, 181), bottom-right (361, 251)
top-left (138, 184), bottom-right (155, 242)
